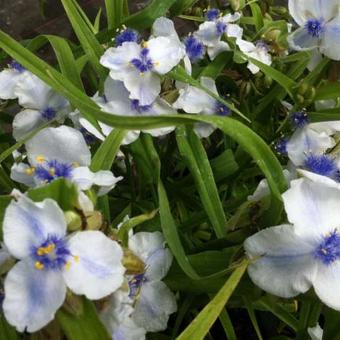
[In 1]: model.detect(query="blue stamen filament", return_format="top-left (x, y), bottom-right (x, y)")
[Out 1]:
top-left (9, 60), bottom-right (25, 73)
top-left (130, 48), bottom-right (154, 74)
top-left (115, 28), bottom-right (139, 46)
top-left (274, 137), bottom-right (288, 155)
top-left (215, 101), bottom-right (231, 116)
top-left (40, 107), bottom-right (56, 121)
top-left (206, 8), bottom-right (220, 21)
top-left (184, 35), bottom-right (205, 62)
top-left (305, 19), bottom-right (324, 38)
top-left (289, 111), bottom-right (309, 129)
top-left (131, 99), bottom-right (152, 113)
top-left (128, 272), bottom-right (147, 299)
top-left (315, 230), bottom-right (340, 265)
top-left (216, 21), bottom-right (227, 36)
top-left (303, 154), bottom-right (337, 178)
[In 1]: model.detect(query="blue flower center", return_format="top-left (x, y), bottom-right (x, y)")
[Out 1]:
top-left (115, 28), bottom-right (139, 47)
top-left (128, 273), bottom-right (147, 299)
top-left (35, 159), bottom-right (73, 183)
top-left (130, 48), bottom-right (154, 73)
top-left (40, 107), bottom-right (56, 120)
top-left (303, 154), bottom-right (337, 178)
top-left (131, 99), bottom-right (152, 113)
top-left (274, 137), bottom-right (288, 155)
top-left (315, 230), bottom-right (340, 265)
top-left (184, 36), bottom-right (205, 62)
top-left (289, 111), bottom-right (309, 129)
top-left (9, 60), bottom-right (25, 73)
top-left (305, 19), bottom-right (324, 38)
top-left (32, 235), bottom-right (70, 270)
top-left (206, 8), bottom-right (220, 21)
top-left (215, 101), bottom-right (231, 116)
top-left (216, 21), bottom-right (227, 36)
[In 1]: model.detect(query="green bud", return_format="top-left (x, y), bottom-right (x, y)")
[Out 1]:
top-left (63, 293), bottom-right (84, 316)
top-left (64, 211), bottom-right (82, 231)
top-left (264, 75), bottom-right (273, 88)
top-left (86, 211), bottom-right (103, 230)
top-left (296, 94), bottom-right (305, 105)
top-left (298, 82), bottom-right (310, 95)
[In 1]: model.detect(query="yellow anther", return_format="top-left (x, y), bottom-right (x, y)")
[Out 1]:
top-left (142, 41), bottom-right (148, 48)
top-left (64, 261), bottom-right (71, 271)
top-left (25, 167), bottom-right (35, 176)
top-left (36, 243), bottom-right (55, 256)
top-left (72, 162), bottom-right (80, 168)
top-left (49, 167), bottom-right (56, 176)
top-left (154, 61), bottom-right (160, 67)
top-left (73, 255), bottom-right (80, 263)
top-left (140, 72), bottom-right (145, 76)
top-left (35, 261), bottom-right (44, 270)
top-left (36, 155), bottom-right (45, 163)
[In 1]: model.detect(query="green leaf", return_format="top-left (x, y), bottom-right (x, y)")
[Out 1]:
top-left (199, 52), bottom-right (232, 79)
top-left (315, 81), bottom-right (340, 101)
top-left (105, 0), bottom-right (125, 29)
top-left (177, 260), bottom-right (248, 340)
top-left (0, 313), bottom-right (18, 340)
top-left (90, 129), bottom-right (126, 172)
top-left (176, 126), bottom-right (227, 237)
top-left (27, 179), bottom-right (79, 211)
top-left (249, 3), bottom-right (264, 31)
top-left (210, 149), bottom-right (239, 181)
top-left (123, 0), bottom-right (177, 30)
top-left (170, 0), bottom-right (199, 16)
top-left (57, 298), bottom-right (110, 340)
top-left (61, 0), bottom-right (107, 80)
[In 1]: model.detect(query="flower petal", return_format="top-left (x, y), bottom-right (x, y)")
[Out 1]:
top-left (288, 27), bottom-right (319, 51)
top-left (12, 109), bottom-right (45, 141)
top-left (207, 41), bottom-right (231, 60)
top-left (3, 260), bottom-right (66, 333)
top-left (320, 17), bottom-right (340, 61)
top-left (10, 162), bottom-right (36, 187)
top-left (26, 126), bottom-right (91, 167)
top-left (132, 281), bottom-right (177, 332)
top-left (63, 231), bottom-right (125, 299)
top-left (244, 224), bottom-right (317, 298)
top-left (3, 196), bottom-right (67, 259)
top-left (0, 69), bottom-right (24, 100)
top-left (283, 178), bottom-right (340, 235)
top-left (195, 22), bottom-right (221, 47)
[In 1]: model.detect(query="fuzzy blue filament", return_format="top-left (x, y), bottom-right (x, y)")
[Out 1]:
top-left (206, 8), bottom-right (220, 21)
top-left (274, 137), bottom-right (288, 155)
top-left (184, 36), bottom-right (205, 62)
top-left (128, 273), bottom-right (146, 298)
top-left (40, 107), bottom-right (56, 120)
top-left (289, 111), bottom-right (309, 129)
top-left (32, 235), bottom-right (70, 270)
top-left (215, 101), bottom-right (231, 116)
top-left (115, 29), bottom-right (139, 46)
top-left (305, 19), bottom-right (324, 38)
top-left (130, 48), bottom-right (154, 73)
top-left (315, 230), bottom-right (340, 265)
top-left (131, 99), bottom-right (152, 113)
top-left (216, 21), bottom-right (227, 36)
top-left (303, 154), bottom-right (337, 178)
top-left (35, 160), bottom-right (73, 182)
top-left (9, 60), bottom-right (25, 73)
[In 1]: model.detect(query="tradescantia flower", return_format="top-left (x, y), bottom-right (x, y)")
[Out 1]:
top-left (173, 76), bottom-right (230, 138)
top-left (288, 0), bottom-right (340, 60)
top-left (11, 125), bottom-right (122, 195)
top-left (100, 33), bottom-right (185, 106)
top-left (12, 72), bottom-right (69, 141)
top-left (245, 177), bottom-right (340, 310)
top-left (195, 8), bottom-right (243, 60)
top-left (79, 77), bottom-right (176, 145)
top-left (126, 231), bottom-right (177, 332)
top-left (2, 195), bottom-right (125, 332)
top-left (0, 61), bottom-right (27, 100)
top-left (236, 39), bottom-right (272, 74)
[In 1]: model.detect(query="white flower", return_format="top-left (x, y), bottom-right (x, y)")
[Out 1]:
top-left (12, 72), bottom-right (69, 140)
top-left (195, 9), bottom-right (242, 60)
top-left (288, 0), bottom-right (340, 60)
top-left (100, 35), bottom-right (185, 106)
top-left (173, 76), bottom-right (230, 138)
top-left (0, 61), bottom-right (27, 100)
top-left (127, 232), bottom-right (177, 332)
top-left (79, 77), bottom-right (176, 145)
top-left (10, 126), bottom-right (122, 195)
top-left (101, 289), bottom-right (146, 340)
top-left (2, 195), bottom-right (125, 332)
top-left (236, 39), bottom-right (272, 74)
top-left (245, 177), bottom-right (340, 310)
top-left (308, 323), bottom-right (323, 340)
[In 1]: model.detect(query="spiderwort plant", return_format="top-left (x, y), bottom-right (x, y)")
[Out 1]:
top-left (2, 195), bottom-right (125, 332)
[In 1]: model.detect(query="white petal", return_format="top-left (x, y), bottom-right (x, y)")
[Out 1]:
top-left (313, 262), bottom-right (340, 310)
top-left (77, 191), bottom-right (94, 213)
top-left (225, 24), bottom-right (243, 38)
top-left (125, 71), bottom-right (161, 106)
top-left (3, 196), bottom-right (67, 259)
top-left (286, 126), bottom-right (335, 166)
top-left (147, 37), bottom-right (185, 74)
top-left (104, 77), bottom-right (131, 104)
top-left (79, 118), bottom-right (106, 141)
top-left (93, 171), bottom-right (122, 196)
top-left (236, 39), bottom-right (255, 53)
top-left (320, 17), bottom-right (340, 61)
top-left (0, 69), bottom-right (24, 100)
top-left (247, 62), bottom-right (260, 74)
top-left (207, 41), bottom-right (231, 60)
top-left (112, 319), bottom-right (146, 340)
top-left (283, 178), bottom-right (340, 235)
top-left (308, 323), bottom-right (323, 340)
top-left (132, 281), bottom-right (177, 332)
top-left (244, 224), bottom-right (317, 298)
top-left (10, 162), bottom-right (35, 187)
top-left (221, 12), bottom-right (242, 23)
top-left (307, 50), bottom-right (323, 71)
top-left (3, 260), bottom-right (66, 333)
top-left (298, 169), bottom-right (340, 189)
top-left (288, 27), bottom-right (320, 51)
top-left (12, 109), bottom-right (45, 141)
top-left (152, 17), bottom-right (180, 43)
top-left (26, 126), bottom-right (91, 167)
top-left (195, 22), bottom-right (221, 47)
top-left (71, 167), bottom-right (95, 191)
top-left (63, 231), bottom-right (125, 299)
top-left (100, 43), bottom-right (141, 80)
top-left (194, 122), bottom-right (216, 138)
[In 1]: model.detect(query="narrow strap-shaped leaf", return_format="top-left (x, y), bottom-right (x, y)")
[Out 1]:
top-left (177, 259), bottom-right (248, 340)
top-left (105, 0), bottom-right (124, 29)
top-left (249, 3), bottom-right (264, 31)
top-left (176, 126), bottom-right (227, 237)
top-left (90, 129), bottom-right (126, 172)
top-left (315, 81), bottom-right (340, 101)
top-left (61, 0), bottom-right (107, 80)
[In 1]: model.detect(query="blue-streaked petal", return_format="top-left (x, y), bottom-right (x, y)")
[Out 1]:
top-left (3, 196), bottom-right (67, 259)
top-left (321, 18), bottom-right (340, 61)
top-left (3, 260), bottom-right (66, 333)
top-left (288, 27), bottom-right (320, 51)
top-left (244, 224), bottom-right (317, 298)
top-left (63, 231), bottom-right (125, 300)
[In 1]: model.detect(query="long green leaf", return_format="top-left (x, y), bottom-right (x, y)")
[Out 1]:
top-left (176, 126), bottom-right (227, 238)
top-left (105, 0), bottom-right (125, 29)
top-left (177, 260), bottom-right (248, 340)
top-left (315, 81), bottom-right (340, 101)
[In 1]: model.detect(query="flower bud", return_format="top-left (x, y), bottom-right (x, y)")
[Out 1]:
top-left (64, 211), bottom-right (82, 231)
top-left (86, 211), bottom-right (103, 230)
